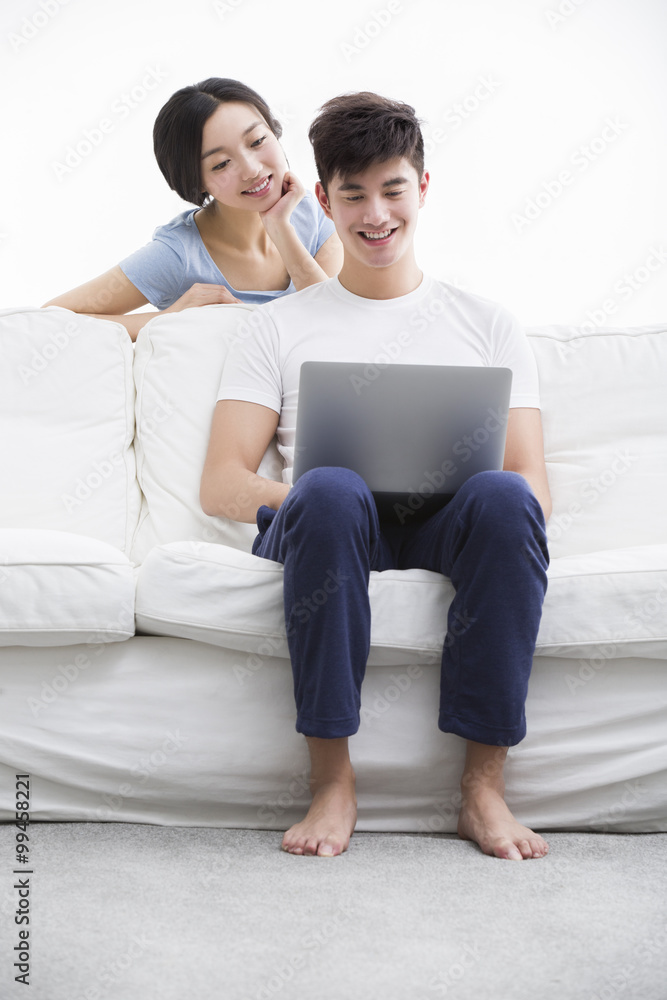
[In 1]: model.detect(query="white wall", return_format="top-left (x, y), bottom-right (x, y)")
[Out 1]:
top-left (1, 0), bottom-right (666, 325)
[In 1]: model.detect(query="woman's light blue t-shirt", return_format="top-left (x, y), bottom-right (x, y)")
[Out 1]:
top-left (118, 189), bottom-right (335, 309)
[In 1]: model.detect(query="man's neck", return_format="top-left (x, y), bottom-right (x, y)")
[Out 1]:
top-left (336, 255), bottom-right (424, 300)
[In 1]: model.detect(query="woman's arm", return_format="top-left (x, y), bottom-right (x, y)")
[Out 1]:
top-left (259, 172), bottom-right (343, 291)
top-left (42, 265), bottom-right (242, 342)
top-left (313, 232), bottom-right (344, 277)
top-left (264, 226), bottom-right (343, 291)
top-left (42, 265), bottom-right (159, 341)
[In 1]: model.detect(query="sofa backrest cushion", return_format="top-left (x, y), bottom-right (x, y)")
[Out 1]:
top-left (527, 323), bottom-right (667, 559)
top-left (130, 304), bottom-right (283, 565)
top-left (132, 310), bottom-right (666, 565)
top-left (0, 307), bottom-right (141, 557)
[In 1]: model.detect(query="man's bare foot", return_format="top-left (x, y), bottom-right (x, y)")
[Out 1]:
top-left (457, 784), bottom-right (549, 860)
top-left (281, 776), bottom-right (357, 857)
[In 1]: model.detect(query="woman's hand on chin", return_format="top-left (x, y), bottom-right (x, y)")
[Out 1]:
top-left (259, 171), bottom-right (305, 234)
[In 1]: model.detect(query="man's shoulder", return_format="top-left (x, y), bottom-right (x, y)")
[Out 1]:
top-left (262, 276), bottom-right (338, 319)
top-left (429, 276), bottom-right (503, 312)
top-left (429, 277), bottom-right (520, 331)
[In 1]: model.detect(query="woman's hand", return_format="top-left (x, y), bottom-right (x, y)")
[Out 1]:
top-left (163, 283), bottom-right (242, 311)
top-left (259, 171), bottom-right (306, 235)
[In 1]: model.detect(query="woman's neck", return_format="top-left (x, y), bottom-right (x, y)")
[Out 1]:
top-left (195, 200), bottom-right (272, 254)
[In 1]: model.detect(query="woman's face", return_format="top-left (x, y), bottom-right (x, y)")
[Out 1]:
top-left (200, 101), bottom-right (287, 210)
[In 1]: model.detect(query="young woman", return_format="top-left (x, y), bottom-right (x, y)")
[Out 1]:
top-left (43, 78), bottom-right (343, 340)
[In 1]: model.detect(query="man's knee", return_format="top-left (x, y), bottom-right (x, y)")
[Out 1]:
top-left (468, 469), bottom-right (531, 500)
top-left (290, 466), bottom-right (372, 512)
top-left (461, 471), bottom-right (542, 531)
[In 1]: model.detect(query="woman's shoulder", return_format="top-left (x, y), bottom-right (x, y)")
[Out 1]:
top-left (291, 188), bottom-right (333, 250)
top-left (293, 188), bottom-right (320, 221)
top-left (151, 207), bottom-right (199, 242)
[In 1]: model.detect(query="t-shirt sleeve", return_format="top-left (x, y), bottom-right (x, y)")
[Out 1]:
top-left (118, 238), bottom-right (188, 311)
top-left (491, 307), bottom-right (541, 409)
top-left (216, 307), bottom-right (282, 414)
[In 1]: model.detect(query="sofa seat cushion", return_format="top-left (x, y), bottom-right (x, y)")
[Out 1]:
top-left (135, 540), bottom-right (449, 667)
top-left (135, 540), bottom-right (667, 663)
top-left (0, 529), bottom-right (135, 646)
top-left (537, 544), bottom-right (667, 657)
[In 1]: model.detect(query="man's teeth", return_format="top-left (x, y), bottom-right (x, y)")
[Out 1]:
top-left (361, 229), bottom-right (393, 240)
top-left (244, 177), bottom-right (270, 194)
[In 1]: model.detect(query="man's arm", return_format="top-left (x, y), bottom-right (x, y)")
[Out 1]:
top-left (200, 399), bottom-right (290, 523)
top-left (503, 407), bottom-right (552, 522)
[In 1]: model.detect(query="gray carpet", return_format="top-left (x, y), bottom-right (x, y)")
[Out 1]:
top-left (1, 824), bottom-right (666, 1000)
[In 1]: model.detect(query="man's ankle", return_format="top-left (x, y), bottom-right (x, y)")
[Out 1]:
top-left (309, 766), bottom-right (356, 794)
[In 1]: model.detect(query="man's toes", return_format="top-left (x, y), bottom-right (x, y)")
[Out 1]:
top-left (281, 833), bottom-right (304, 855)
top-left (303, 837), bottom-right (319, 856)
top-left (518, 838), bottom-right (534, 859)
top-left (532, 838), bottom-right (548, 858)
top-left (497, 841), bottom-right (523, 860)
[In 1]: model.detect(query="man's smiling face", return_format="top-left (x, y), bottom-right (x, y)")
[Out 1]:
top-left (316, 157), bottom-right (429, 272)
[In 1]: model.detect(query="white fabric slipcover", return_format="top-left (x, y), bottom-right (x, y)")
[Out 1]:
top-left (0, 638), bottom-right (665, 833)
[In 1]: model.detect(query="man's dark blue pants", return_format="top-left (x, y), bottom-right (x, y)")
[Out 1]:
top-left (252, 467), bottom-right (549, 747)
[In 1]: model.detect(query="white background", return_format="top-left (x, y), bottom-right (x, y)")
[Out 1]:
top-left (1, 0), bottom-right (666, 326)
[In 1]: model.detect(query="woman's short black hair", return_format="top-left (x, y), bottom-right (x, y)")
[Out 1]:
top-left (308, 91), bottom-right (424, 197)
top-left (153, 78), bottom-right (283, 207)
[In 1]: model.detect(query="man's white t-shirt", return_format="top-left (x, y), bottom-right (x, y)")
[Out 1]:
top-left (217, 274), bottom-right (540, 486)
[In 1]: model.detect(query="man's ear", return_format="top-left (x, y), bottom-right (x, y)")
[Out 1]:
top-left (315, 180), bottom-right (333, 220)
top-left (418, 171), bottom-right (430, 208)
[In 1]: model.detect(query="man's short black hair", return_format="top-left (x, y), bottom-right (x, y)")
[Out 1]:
top-left (308, 91), bottom-right (424, 197)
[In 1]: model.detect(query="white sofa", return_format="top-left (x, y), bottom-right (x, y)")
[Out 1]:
top-left (1, 302), bottom-right (666, 834)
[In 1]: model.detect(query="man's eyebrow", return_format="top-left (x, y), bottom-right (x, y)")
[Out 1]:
top-left (336, 176), bottom-right (410, 191)
top-left (201, 121), bottom-right (265, 160)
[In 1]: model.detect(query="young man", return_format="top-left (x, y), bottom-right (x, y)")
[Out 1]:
top-left (200, 92), bottom-right (552, 861)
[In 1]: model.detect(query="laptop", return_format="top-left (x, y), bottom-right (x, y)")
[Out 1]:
top-left (292, 361), bottom-right (512, 524)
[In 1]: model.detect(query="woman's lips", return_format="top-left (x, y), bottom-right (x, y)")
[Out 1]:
top-left (242, 175), bottom-right (272, 197)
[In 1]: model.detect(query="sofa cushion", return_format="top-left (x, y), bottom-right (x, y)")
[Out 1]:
top-left (135, 540), bottom-right (667, 663)
top-left (0, 307), bottom-right (141, 558)
top-left (130, 310), bottom-right (667, 567)
top-left (131, 304), bottom-right (283, 565)
top-left (527, 322), bottom-right (667, 560)
top-left (0, 529), bottom-right (135, 646)
top-left (135, 539), bottom-right (450, 667)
